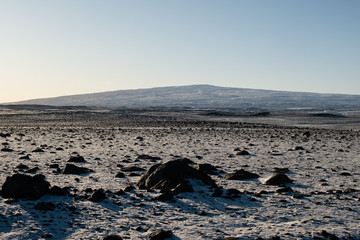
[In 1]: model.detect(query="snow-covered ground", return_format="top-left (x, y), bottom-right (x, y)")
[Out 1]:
top-left (0, 111), bottom-right (359, 239)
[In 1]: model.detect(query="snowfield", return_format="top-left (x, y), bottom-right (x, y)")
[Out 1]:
top-left (0, 110), bottom-right (359, 240)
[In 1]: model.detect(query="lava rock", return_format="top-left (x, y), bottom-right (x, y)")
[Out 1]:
top-left (224, 169), bottom-right (259, 180)
top-left (63, 164), bottom-right (93, 175)
top-left (195, 163), bottom-right (218, 175)
top-left (148, 229), bottom-right (174, 240)
top-left (265, 173), bottom-right (293, 186)
top-left (1, 174), bottom-right (50, 199)
top-left (68, 155), bottom-right (86, 163)
top-left (88, 189), bottom-right (106, 202)
top-left (137, 159), bottom-right (217, 193)
top-left (115, 172), bottom-right (126, 178)
top-left (49, 186), bottom-right (69, 196)
top-left (103, 235), bottom-right (123, 240)
top-left (121, 166), bottom-right (145, 172)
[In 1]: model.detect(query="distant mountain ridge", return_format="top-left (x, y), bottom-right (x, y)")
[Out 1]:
top-left (5, 85), bottom-right (360, 110)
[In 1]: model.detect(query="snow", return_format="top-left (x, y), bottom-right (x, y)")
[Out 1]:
top-left (0, 111), bottom-right (359, 239)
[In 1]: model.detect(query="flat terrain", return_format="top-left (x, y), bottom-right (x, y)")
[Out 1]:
top-left (0, 110), bottom-right (359, 239)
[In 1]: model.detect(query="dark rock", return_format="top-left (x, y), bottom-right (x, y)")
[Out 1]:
top-left (273, 168), bottom-right (290, 174)
top-left (114, 189), bottom-right (126, 195)
top-left (294, 146), bottom-right (304, 151)
top-left (1, 148), bottom-right (14, 152)
top-left (156, 192), bottom-right (174, 202)
top-left (16, 164), bottom-right (29, 170)
top-left (34, 202), bottom-right (56, 211)
top-left (277, 187), bottom-right (293, 193)
top-left (1, 174), bottom-right (50, 199)
top-left (88, 189), bottom-right (106, 202)
top-left (265, 173), bottom-right (293, 186)
top-left (171, 181), bottom-right (193, 194)
top-left (0, 133), bottom-right (11, 138)
top-left (225, 188), bottom-right (241, 197)
top-left (224, 169), bottom-right (259, 180)
top-left (103, 235), bottom-right (123, 240)
top-left (124, 185), bottom-right (135, 192)
top-left (42, 233), bottom-right (53, 239)
top-left (68, 155), bottom-right (86, 163)
top-left (148, 229), bottom-right (174, 240)
top-left (303, 131), bottom-right (311, 138)
top-left (63, 164), bottom-right (93, 175)
top-left (121, 166), bottom-right (145, 172)
top-left (49, 186), bottom-right (69, 196)
top-left (19, 155), bottom-right (31, 160)
top-left (49, 164), bottom-right (60, 169)
top-left (136, 154), bottom-right (162, 161)
top-left (236, 150), bottom-right (250, 156)
top-left (195, 163), bottom-right (218, 175)
top-left (137, 160), bottom-right (217, 193)
top-left (340, 172), bottom-right (352, 176)
top-left (129, 172), bottom-right (141, 176)
top-left (115, 172), bottom-right (126, 178)
top-left (320, 230), bottom-right (339, 240)
top-left (32, 148), bottom-right (45, 153)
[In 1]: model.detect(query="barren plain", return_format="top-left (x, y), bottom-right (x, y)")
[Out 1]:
top-left (0, 109), bottom-right (359, 240)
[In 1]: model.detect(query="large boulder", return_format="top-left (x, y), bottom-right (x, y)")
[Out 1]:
top-left (137, 159), bottom-right (217, 193)
top-left (1, 174), bottom-right (50, 199)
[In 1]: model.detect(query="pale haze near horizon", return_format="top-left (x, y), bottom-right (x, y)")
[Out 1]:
top-left (1, 0), bottom-right (359, 103)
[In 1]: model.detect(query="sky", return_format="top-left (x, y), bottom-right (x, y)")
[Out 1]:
top-left (1, 0), bottom-right (360, 103)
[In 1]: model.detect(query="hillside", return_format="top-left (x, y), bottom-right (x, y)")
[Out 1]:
top-left (6, 85), bottom-right (360, 110)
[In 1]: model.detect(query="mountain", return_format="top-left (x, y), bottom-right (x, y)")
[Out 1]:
top-left (5, 85), bottom-right (360, 110)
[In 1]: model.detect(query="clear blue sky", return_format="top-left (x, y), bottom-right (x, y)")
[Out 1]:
top-left (1, 0), bottom-right (359, 103)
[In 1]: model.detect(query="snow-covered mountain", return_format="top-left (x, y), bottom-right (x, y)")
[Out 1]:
top-left (6, 85), bottom-right (360, 110)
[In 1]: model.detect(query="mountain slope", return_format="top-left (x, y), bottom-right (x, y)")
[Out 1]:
top-left (7, 85), bottom-right (360, 110)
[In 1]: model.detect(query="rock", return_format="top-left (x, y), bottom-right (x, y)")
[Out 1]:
top-left (136, 154), bottom-right (162, 161)
top-left (303, 131), bottom-right (311, 138)
top-left (294, 146), bottom-right (304, 151)
top-left (121, 166), bottom-right (145, 172)
top-left (265, 173), bottom-right (293, 186)
top-left (63, 164), bottom-right (93, 175)
top-left (1, 148), bottom-right (14, 152)
top-left (1, 174), bottom-right (50, 199)
top-left (34, 202), bottom-right (56, 211)
top-left (195, 163), bottom-right (218, 175)
top-left (49, 186), bottom-right (69, 196)
top-left (16, 164), bottom-right (29, 170)
top-left (224, 169), bottom-right (259, 180)
top-left (148, 229), bottom-right (174, 240)
top-left (236, 150), bottom-right (250, 156)
top-left (137, 159), bottom-right (217, 193)
top-left (0, 133), bottom-right (11, 138)
top-left (273, 167), bottom-right (290, 173)
top-left (320, 230), bottom-right (339, 240)
top-left (156, 192), bottom-right (174, 202)
top-left (124, 185), bottom-right (135, 192)
top-left (340, 172), bottom-right (352, 176)
top-left (68, 155), bottom-right (86, 163)
top-left (32, 148), bottom-right (45, 153)
top-left (88, 189), bottom-right (106, 202)
top-left (277, 187), bottom-right (293, 193)
top-left (115, 172), bottom-right (126, 178)
top-left (103, 235), bottom-right (123, 240)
